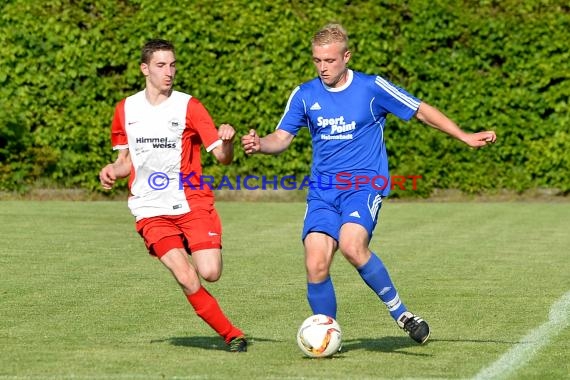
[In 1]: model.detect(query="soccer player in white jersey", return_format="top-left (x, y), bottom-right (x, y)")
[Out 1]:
top-left (242, 24), bottom-right (496, 344)
top-left (99, 39), bottom-right (247, 352)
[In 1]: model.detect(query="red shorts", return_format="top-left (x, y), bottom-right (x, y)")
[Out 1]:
top-left (136, 207), bottom-right (222, 258)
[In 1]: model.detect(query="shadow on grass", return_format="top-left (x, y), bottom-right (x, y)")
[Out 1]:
top-left (151, 335), bottom-right (514, 356)
top-left (151, 336), bottom-right (279, 351)
top-left (342, 336), bottom-right (519, 356)
top-left (342, 336), bottom-right (432, 356)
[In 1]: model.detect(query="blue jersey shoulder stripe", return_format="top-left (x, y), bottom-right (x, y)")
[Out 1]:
top-left (276, 86), bottom-right (304, 131)
top-left (374, 76), bottom-right (420, 110)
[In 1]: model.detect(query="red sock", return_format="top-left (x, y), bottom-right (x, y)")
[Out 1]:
top-left (186, 286), bottom-right (243, 344)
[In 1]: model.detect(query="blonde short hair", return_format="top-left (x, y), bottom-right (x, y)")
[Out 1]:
top-left (311, 23), bottom-right (349, 51)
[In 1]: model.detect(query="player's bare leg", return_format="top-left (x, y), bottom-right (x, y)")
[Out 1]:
top-left (160, 248), bottom-right (247, 351)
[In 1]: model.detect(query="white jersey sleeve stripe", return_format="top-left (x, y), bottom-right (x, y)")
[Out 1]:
top-left (112, 144), bottom-right (129, 151)
top-left (205, 139), bottom-right (222, 152)
top-left (374, 77), bottom-right (420, 110)
top-left (276, 86), bottom-right (302, 130)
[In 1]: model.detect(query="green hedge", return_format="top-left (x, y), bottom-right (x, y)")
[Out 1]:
top-left (1, 0), bottom-right (568, 197)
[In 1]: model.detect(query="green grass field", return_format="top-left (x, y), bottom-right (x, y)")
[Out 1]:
top-left (1, 200), bottom-right (569, 379)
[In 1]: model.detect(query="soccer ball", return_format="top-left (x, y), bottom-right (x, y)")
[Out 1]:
top-left (296, 314), bottom-right (342, 358)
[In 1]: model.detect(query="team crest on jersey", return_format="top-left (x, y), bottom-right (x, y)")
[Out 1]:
top-left (168, 118), bottom-right (184, 134)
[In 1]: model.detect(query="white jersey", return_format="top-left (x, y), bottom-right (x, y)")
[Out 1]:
top-left (111, 90), bottom-right (221, 220)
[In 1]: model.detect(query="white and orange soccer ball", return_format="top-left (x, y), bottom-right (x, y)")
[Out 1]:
top-left (296, 314), bottom-right (342, 358)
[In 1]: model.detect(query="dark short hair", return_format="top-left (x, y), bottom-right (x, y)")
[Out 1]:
top-left (140, 39), bottom-right (175, 64)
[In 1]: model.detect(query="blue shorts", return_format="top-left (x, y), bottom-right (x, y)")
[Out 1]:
top-left (302, 187), bottom-right (383, 242)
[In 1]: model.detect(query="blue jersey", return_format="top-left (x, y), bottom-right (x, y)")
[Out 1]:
top-left (277, 69), bottom-right (420, 196)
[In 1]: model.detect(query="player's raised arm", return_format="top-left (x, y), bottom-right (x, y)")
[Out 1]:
top-left (415, 102), bottom-right (497, 148)
top-left (241, 129), bottom-right (295, 155)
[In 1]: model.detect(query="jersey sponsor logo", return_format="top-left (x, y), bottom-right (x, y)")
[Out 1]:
top-left (317, 115), bottom-right (356, 140)
top-left (135, 136), bottom-right (177, 149)
top-left (320, 134), bottom-right (353, 140)
top-left (331, 122), bottom-right (356, 134)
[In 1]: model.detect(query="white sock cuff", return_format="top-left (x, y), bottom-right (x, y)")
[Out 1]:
top-left (385, 293), bottom-right (401, 312)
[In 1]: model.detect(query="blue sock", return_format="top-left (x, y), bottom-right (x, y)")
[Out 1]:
top-left (307, 276), bottom-right (337, 319)
top-left (357, 252), bottom-right (407, 320)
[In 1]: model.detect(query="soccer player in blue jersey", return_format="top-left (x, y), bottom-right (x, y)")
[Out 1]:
top-left (241, 23), bottom-right (496, 344)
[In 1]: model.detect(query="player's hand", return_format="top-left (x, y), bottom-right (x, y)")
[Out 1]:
top-left (218, 123), bottom-right (236, 143)
top-left (462, 131), bottom-right (497, 148)
top-left (241, 129), bottom-right (261, 155)
top-left (99, 164), bottom-right (117, 190)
